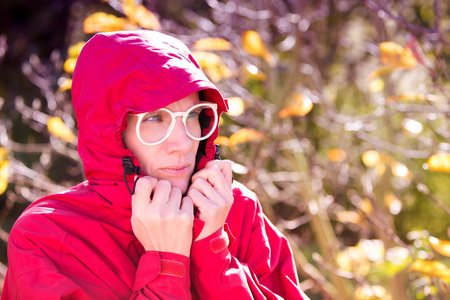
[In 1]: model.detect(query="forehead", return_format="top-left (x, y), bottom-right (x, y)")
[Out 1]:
top-left (163, 92), bottom-right (200, 111)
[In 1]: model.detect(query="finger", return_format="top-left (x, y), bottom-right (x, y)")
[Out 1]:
top-left (180, 196), bottom-right (194, 214)
top-left (192, 166), bottom-right (231, 203)
top-left (166, 187), bottom-right (182, 210)
top-left (132, 176), bottom-right (158, 211)
top-left (205, 160), bottom-right (232, 188)
top-left (187, 187), bottom-right (211, 211)
top-left (151, 180), bottom-right (172, 206)
top-left (189, 177), bottom-right (222, 205)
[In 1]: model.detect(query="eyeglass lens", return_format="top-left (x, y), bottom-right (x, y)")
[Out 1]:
top-left (138, 104), bottom-right (216, 144)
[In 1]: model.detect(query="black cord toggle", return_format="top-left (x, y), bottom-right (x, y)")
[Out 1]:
top-left (122, 157), bottom-right (141, 195)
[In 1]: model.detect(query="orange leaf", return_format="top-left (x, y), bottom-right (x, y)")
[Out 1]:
top-left (63, 58), bottom-right (77, 74)
top-left (47, 117), bottom-right (77, 144)
top-left (229, 128), bottom-right (266, 146)
top-left (379, 41), bottom-right (417, 68)
top-left (336, 211), bottom-right (361, 224)
top-left (83, 12), bottom-right (135, 34)
top-left (409, 260), bottom-right (450, 279)
top-left (425, 153), bottom-right (450, 173)
top-left (429, 236), bottom-right (450, 257)
top-left (68, 41), bottom-right (86, 58)
top-left (387, 93), bottom-right (442, 102)
top-left (0, 160), bottom-right (8, 195)
top-left (194, 38), bottom-right (231, 51)
top-left (278, 94), bottom-right (313, 118)
top-left (122, 3), bottom-right (160, 30)
top-left (328, 148), bottom-right (347, 162)
top-left (241, 30), bottom-right (273, 64)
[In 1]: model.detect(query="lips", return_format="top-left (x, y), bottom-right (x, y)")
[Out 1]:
top-left (159, 164), bottom-right (191, 176)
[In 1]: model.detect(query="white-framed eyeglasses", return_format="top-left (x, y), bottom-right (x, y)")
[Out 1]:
top-left (130, 102), bottom-right (218, 146)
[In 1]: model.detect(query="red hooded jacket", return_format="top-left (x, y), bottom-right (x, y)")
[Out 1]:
top-left (2, 31), bottom-right (309, 300)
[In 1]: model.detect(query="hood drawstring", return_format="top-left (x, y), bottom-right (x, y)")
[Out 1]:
top-left (122, 157), bottom-right (141, 195)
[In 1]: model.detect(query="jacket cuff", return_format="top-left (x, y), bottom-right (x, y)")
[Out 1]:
top-left (134, 251), bottom-right (190, 291)
top-left (191, 224), bottom-right (235, 257)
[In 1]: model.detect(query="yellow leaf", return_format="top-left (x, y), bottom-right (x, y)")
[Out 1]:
top-left (215, 136), bottom-right (230, 147)
top-left (83, 12), bottom-right (135, 34)
top-left (336, 210), bottom-right (361, 224)
top-left (58, 78), bottom-right (72, 92)
top-left (242, 64), bottom-right (267, 81)
top-left (278, 94), bottom-right (313, 118)
top-left (226, 97), bottom-right (245, 116)
top-left (425, 153), bottom-right (450, 173)
top-left (229, 128), bottom-right (266, 146)
top-left (362, 150), bottom-right (380, 168)
top-left (391, 161), bottom-right (411, 178)
top-left (0, 160), bottom-right (8, 195)
top-left (409, 259), bottom-right (450, 279)
top-left (47, 117), bottom-right (77, 144)
top-left (358, 198), bottom-right (373, 215)
top-left (379, 42), bottom-right (417, 68)
top-left (368, 66), bottom-right (397, 79)
top-left (194, 38), bottom-right (231, 51)
top-left (241, 30), bottom-right (273, 64)
top-left (429, 236), bottom-right (450, 257)
top-left (122, 3), bottom-right (160, 30)
top-left (387, 93), bottom-right (442, 102)
top-left (68, 41), bottom-right (86, 58)
top-left (192, 51), bottom-right (233, 82)
top-left (368, 78), bottom-right (385, 93)
top-left (355, 285), bottom-right (390, 300)
top-left (328, 148), bottom-right (347, 162)
top-left (63, 58), bottom-right (77, 74)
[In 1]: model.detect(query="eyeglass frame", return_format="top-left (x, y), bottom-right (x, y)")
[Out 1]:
top-left (129, 102), bottom-right (218, 146)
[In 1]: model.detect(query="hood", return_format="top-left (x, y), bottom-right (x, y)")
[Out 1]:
top-left (72, 31), bottom-right (228, 185)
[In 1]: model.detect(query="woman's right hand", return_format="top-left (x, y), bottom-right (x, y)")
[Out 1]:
top-left (131, 176), bottom-right (194, 257)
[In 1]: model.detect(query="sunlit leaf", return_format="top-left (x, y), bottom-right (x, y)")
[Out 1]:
top-left (355, 285), bottom-right (390, 300)
top-left (194, 38), bottom-right (231, 51)
top-left (379, 42), bottom-right (417, 68)
top-left (384, 192), bottom-right (402, 215)
top-left (387, 93), bottom-right (442, 102)
top-left (368, 66), bottom-right (397, 79)
top-left (63, 58), bottom-right (77, 74)
top-left (229, 128), bottom-right (266, 146)
top-left (122, 3), bottom-right (160, 30)
top-left (47, 117), bottom-right (77, 144)
top-left (336, 210), bottom-right (361, 224)
top-left (192, 51), bottom-right (233, 82)
top-left (278, 94), bottom-right (313, 118)
top-left (58, 78), bottom-right (72, 92)
top-left (68, 41), bottom-right (86, 58)
top-left (428, 236), bottom-right (450, 257)
top-left (241, 30), bottom-right (273, 64)
top-left (425, 153), bottom-right (450, 173)
top-left (391, 161), bottom-right (411, 178)
top-left (0, 148), bottom-right (9, 195)
top-left (83, 12), bottom-right (135, 34)
top-left (328, 148), bottom-right (347, 162)
top-left (402, 118), bottom-right (423, 135)
top-left (215, 136), bottom-right (230, 147)
top-left (243, 63), bottom-right (267, 81)
top-left (368, 78), bottom-right (385, 93)
top-left (226, 97), bottom-right (245, 116)
top-left (0, 160), bottom-right (8, 195)
top-left (362, 150), bottom-right (380, 167)
top-left (358, 198), bottom-right (373, 215)
top-left (409, 259), bottom-right (450, 279)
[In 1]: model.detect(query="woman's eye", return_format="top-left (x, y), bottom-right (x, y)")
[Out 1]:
top-left (187, 109), bottom-right (200, 119)
top-left (144, 113), bottom-right (162, 122)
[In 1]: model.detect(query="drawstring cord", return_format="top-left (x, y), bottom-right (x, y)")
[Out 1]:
top-left (122, 157), bottom-right (141, 195)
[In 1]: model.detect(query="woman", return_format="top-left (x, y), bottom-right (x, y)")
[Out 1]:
top-left (3, 30), bottom-right (309, 299)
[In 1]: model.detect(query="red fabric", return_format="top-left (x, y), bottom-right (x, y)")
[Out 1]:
top-left (2, 31), bottom-right (308, 300)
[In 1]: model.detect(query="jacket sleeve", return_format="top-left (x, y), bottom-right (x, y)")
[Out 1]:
top-left (2, 220), bottom-right (191, 300)
top-left (190, 194), bottom-right (309, 300)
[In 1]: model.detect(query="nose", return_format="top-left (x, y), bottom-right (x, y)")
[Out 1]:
top-left (165, 117), bottom-right (192, 153)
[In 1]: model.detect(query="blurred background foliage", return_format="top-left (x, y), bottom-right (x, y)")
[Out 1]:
top-left (0, 0), bottom-right (450, 299)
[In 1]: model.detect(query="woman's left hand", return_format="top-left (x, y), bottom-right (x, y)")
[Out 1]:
top-left (187, 160), bottom-right (233, 241)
